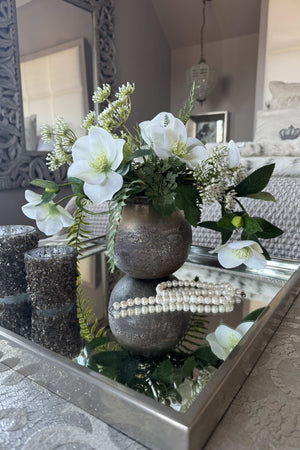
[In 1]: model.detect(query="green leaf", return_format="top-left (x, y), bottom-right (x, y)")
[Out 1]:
top-left (152, 200), bottom-right (177, 216)
top-left (37, 191), bottom-right (57, 205)
top-left (235, 164), bottom-right (275, 196)
top-left (221, 230), bottom-right (233, 244)
top-left (198, 220), bottom-right (233, 244)
top-left (243, 216), bottom-right (263, 234)
top-left (242, 307), bottom-right (265, 322)
top-left (173, 356), bottom-right (196, 385)
top-left (119, 356), bottom-right (140, 384)
top-left (199, 221), bottom-right (227, 232)
top-left (241, 231), bottom-right (271, 259)
top-left (253, 217), bottom-right (284, 239)
top-left (217, 213), bottom-right (237, 230)
top-left (116, 161), bottom-right (130, 176)
top-left (31, 179), bottom-right (59, 190)
top-left (69, 177), bottom-right (84, 195)
top-left (152, 359), bottom-right (174, 385)
top-left (244, 192), bottom-right (276, 202)
top-left (128, 148), bottom-right (152, 161)
top-left (85, 336), bottom-right (115, 355)
top-left (193, 345), bottom-right (222, 368)
top-left (175, 184), bottom-right (201, 226)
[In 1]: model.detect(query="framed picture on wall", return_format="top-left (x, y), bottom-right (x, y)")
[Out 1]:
top-left (186, 111), bottom-right (229, 143)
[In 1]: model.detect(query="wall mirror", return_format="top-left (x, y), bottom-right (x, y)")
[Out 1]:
top-left (0, 0), bottom-right (116, 190)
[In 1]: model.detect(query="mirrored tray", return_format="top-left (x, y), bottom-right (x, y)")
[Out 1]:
top-left (0, 241), bottom-right (300, 450)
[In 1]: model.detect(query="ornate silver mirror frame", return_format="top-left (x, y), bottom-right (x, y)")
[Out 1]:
top-left (0, 0), bottom-right (116, 190)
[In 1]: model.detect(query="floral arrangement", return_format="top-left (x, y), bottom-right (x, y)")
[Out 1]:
top-left (22, 82), bottom-right (283, 270)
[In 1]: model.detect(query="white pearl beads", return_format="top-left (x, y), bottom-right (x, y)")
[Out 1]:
top-left (111, 279), bottom-right (246, 319)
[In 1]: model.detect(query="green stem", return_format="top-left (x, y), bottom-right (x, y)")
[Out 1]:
top-left (55, 194), bottom-right (76, 205)
top-left (234, 197), bottom-right (247, 213)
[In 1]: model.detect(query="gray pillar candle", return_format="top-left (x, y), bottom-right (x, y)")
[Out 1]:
top-left (0, 225), bottom-right (38, 338)
top-left (24, 245), bottom-right (82, 358)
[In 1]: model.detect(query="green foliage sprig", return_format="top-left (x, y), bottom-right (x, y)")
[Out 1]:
top-left (76, 285), bottom-right (108, 342)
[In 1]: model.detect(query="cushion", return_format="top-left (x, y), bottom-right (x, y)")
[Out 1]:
top-left (268, 95), bottom-right (300, 110)
top-left (269, 81), bottom-right (300, 99)
top-left (254, 108), bottom-right (300, 141)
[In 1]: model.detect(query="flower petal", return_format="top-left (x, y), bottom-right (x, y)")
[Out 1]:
top-left (183, 144), bottom-right (209, 168)
top-left (227, 240), bottom-right (258, 249)
top-left (215, 324), bottom-right (242, 349)
top-left (206, 333), bottom-right (230, 360)
top-left (217, 246), bottom-right (246, 268)
top-left (139, 120), bottom-right (152, 146)
top-left (72, 135), bottom-right (93, 162)
top-left (83, 171), bottom-right (123, 204)
top-left (110, 138), bottom-right (125, 170)
top-left (24, 189), bottom-right (42, 204)
top-left (236, 321), bottom-right (254, 337)
top-left (56, 205), bottom-right (75, 227)
top-left (227, 140), bottom-right (241, 168)
top-left (68, 160), bottom-right (106, 185)
top-left (244, 249), bottom-right (267, 269)
top-left (22, 203), bottom-right (38, 220)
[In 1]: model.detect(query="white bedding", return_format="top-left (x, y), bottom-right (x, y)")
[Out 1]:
top-left (206, 141), bottom-right (300, 177)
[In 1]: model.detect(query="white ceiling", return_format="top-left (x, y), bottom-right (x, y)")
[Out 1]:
top-left (152, 0), bottom-right (261, 49)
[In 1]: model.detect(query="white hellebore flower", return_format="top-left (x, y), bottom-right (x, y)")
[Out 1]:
top-left (68, 127), bottom-right (124, 205)
top-left (227, 139), bottom-right (241, 168)
top-left (22, 190), bottom-right (74, 235)
top-left (210, 240), bottom-right (266, 269)
top-left (139, 112), bottom-right (208, 168)
top-left (206, 322), bottom-right (254, 360)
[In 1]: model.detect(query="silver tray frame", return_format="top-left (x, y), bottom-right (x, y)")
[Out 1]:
top-left (0, 245), bottom-right (300, 449)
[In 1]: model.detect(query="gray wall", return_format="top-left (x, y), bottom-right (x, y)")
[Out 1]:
top-left (114, 0), bottom-right (171, 129)
top-left (171, 33), bottom-right (259, 141)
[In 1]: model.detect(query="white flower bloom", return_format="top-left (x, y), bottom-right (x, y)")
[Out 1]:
top-left (227, 140), bottom-right (241, 168)
top-left (206, 321), bottom-right (254, 360)
top-left (210, 240), bottom-right (266, 269)
top-left (68, 127), bottom-right (124, 205)
top-left (139, 112), bottom-right (208, 168)
top-left (22, 190), bottom-right (74, 235)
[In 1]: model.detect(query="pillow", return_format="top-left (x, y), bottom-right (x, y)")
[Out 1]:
top-left (24, 114), bottom-right (37, 150)
top-left (268, 95), bottom-right (300, 110)
top-left (254, 108), bottom-right (300, 141)
top-left (269, 81), bottom-right (300, 99)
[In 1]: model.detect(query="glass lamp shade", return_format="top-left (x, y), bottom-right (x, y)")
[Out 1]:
top-left (187, 60), bottom-right (218, 103)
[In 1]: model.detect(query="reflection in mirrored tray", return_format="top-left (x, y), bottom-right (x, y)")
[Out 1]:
top-left (0, 240), bottom-right (300, 449)
top-left (73, 243), bottom-right (298, 412)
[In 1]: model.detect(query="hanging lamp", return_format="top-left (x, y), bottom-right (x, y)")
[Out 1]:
top-left (187, 0), bottom-right (218, 103)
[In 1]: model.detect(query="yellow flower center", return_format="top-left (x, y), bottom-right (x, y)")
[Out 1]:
top-left (232, 247), bottom-right (252, 259)
top-left (228, 334), bottom-right (240, 352)
top-left (89, 151), bottom-right (111, 173)
top-left (172, 141), bottom-right (188, 158)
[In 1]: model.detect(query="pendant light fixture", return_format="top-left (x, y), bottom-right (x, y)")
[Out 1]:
top-left (187, 0), bottom-right (218, 104)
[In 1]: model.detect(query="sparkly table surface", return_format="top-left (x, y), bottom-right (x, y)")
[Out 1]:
top-left (1, 292), bottom-right (299, 450)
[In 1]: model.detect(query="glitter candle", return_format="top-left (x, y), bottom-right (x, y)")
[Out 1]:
top-left (24, 245), bottom-right (82, 357)
top-left (0, 225), bottom-right (38, 337)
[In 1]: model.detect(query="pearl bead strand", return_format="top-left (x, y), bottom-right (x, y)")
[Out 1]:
top-left (111, 280), bottom-right (246, 319)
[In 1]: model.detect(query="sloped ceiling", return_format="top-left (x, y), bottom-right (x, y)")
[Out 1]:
top-left (152, 0), bottom-right (261, 49)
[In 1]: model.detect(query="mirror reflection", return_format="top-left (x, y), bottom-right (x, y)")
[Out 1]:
top-left (16, 0), bottom-right (93, 151)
